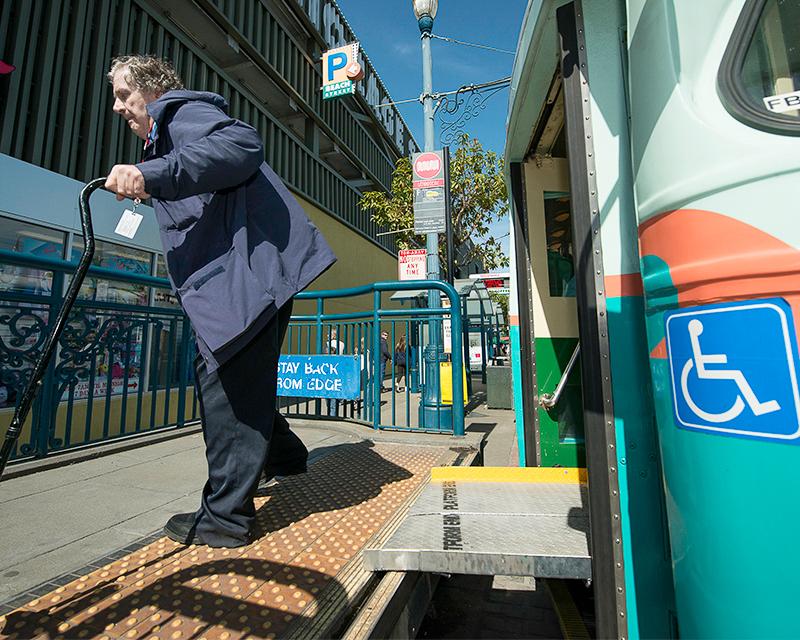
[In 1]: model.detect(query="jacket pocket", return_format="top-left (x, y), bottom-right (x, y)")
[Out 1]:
top-left (178, 248), bottom-right (274, 354)
top-left (158, 195), bottom-right (207, 231)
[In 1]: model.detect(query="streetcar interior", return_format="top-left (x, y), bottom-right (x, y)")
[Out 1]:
top-left (521, 72), bottom-right (585, 467)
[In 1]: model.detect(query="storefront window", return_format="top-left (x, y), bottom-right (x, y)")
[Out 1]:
top-left (154, 255), bottom-right (178, 308)
top-left (0, 217), bottom-right (66, 295)
top-left (0, 217), bottom-right (68, 407)
top-left (544, 194), bottom-right (575, 298)
top-left (59, 239), bottom-right (152, 405)
top-left (62, 315), bottom-right (145, 404)
top-left (75, 239), bottom-right (151, 306)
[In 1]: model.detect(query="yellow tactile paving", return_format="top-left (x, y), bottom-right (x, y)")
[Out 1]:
top-left (0, 442), bottom-right (447, 640)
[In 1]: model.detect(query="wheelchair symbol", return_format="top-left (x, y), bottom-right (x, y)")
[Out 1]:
top-left (680, 319), bottom-right (781, 423)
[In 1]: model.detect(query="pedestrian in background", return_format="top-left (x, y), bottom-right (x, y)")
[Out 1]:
top-left (325, 327), bottom-right (344, 416)
top-left (105, 55), bottom-right (336, 548)
top-left (394, 335), bottom-right (407, 391)
top-left (379, 330), bottom-right (391, 392)
top-left (356, 337), bottom-right (371, 417)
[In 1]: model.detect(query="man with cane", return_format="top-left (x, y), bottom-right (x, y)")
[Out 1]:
top-left (105, 56), bottom-right (336, 548)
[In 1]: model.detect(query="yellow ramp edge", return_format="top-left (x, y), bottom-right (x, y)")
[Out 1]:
top-left (430, 466), bottom-right (587, 484)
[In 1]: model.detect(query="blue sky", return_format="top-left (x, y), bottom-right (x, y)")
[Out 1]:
top-left (335, 0), bottom-right (528, 260)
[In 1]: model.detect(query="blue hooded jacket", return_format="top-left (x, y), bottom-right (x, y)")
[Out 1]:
top-left (136, 90), bottom-right (336, 370)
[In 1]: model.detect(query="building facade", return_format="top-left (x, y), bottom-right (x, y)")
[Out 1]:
top-left (0, 0), bottom-right (416, 459)
top-left (0, 0), bottom-right (416, 255)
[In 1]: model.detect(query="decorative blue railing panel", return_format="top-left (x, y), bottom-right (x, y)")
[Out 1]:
top-left (0, 250), bottom-right (196, 463)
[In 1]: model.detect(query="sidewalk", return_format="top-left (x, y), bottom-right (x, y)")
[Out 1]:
top-left (0, 421), bottom-right (364, 607)
top-left (0, 404), bottom-right (497, 610)
top-left (0, 400), bottom-right (575, 640)
top-left (0, 431), bottom-right (475, 639)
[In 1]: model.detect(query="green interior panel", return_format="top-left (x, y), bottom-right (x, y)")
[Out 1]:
top-left (535, 337), bottom-right (585, 467)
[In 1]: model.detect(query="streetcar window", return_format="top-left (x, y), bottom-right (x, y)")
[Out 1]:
top-left (741, 0), bottom-right (800, 114)
top-left (544, 194), bottom-right (576, 298)
top-left (719, 0), bottom-right (800, 134)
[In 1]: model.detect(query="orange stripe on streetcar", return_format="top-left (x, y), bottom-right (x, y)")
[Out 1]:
top-left (604, 273), bottom-right (644, 298)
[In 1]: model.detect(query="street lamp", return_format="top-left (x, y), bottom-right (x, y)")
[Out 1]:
top-left (412, 0), bottom-right (438, 150)
top-left (412, 0), bottom-right (438, 33)
top-left (412, 0), bottom-right (447, 430)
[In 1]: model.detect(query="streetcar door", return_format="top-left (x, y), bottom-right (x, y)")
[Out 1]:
top-left (523, 148), bottom-right (585, 468)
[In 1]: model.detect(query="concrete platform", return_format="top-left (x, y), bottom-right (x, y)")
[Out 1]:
top-left (0, 421), bottom-right (484, 639)
top-left (0, 419), bottom-right (482, 609)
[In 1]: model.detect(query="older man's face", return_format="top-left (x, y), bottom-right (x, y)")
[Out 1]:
top-left (111, 68), bottom-right (156, 141)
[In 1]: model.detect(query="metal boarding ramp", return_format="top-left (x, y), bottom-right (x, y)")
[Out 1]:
top-left (363, 467), bottom-right (591, 580)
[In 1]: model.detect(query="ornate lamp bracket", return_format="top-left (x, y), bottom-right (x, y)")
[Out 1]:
top-left (433, 78), bottom-right (511, 145)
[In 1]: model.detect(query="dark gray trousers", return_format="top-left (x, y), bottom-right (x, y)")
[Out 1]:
top-left (193, 300), bottom-right (306, 547)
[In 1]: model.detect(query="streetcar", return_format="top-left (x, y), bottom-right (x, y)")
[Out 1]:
top-left (506, 0), bottom-right (800, 636)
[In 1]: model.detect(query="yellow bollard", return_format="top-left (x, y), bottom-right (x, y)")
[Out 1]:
top-left (440, 361), bottom-right (468, 405)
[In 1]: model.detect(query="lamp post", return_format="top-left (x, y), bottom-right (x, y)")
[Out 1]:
top-left (412, 0), bottom-right (448, 429)
top-left (412, 0), bottom-right (438, 153)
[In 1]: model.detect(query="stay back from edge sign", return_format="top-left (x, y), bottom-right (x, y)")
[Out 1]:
top-left (277, 355), bottom-right (361, 399)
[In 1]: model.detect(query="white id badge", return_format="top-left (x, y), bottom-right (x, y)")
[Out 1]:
top-left (115, 208), bottom-right (144, 239)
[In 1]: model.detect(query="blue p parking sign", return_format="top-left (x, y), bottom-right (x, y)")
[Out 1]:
top-left (321, 43), bottom-right (359, 100)
top-left (664, 299), bottom-right (800, 442)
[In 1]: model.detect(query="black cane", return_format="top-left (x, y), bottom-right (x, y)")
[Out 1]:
top-left (0, 177), bottom-right (106, 479)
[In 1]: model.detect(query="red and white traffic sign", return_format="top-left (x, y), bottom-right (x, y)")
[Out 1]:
top-left (412, 152), bottom-right (445, 189)
top-left (398, 248), bottom-right (427, 281)
top-left (414, 153), bottom-right (442, 178)
top-left (411, 149), bottom-right (447, 234)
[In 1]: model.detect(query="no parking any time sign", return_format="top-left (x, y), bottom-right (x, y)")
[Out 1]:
top-left (398, 248), bottom-right (427, 281)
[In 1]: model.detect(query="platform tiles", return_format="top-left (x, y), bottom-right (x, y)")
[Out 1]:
top-left (0, 441), bottom-right (462, 640)
top-left (364, 467), bottom-right (591, 579)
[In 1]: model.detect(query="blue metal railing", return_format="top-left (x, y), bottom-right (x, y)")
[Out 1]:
top-left (291, 280), bottom-right (465, 436)
top-left (0, 248), bottom-right (466, 464)
top-left (0, 248), bottom-right (195, 463)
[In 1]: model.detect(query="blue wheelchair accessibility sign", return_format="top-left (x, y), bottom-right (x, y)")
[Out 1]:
top-left (665, 298), bottom-right (800, 442)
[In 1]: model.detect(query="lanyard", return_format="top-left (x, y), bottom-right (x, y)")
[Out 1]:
top-left (143, 120), bottom-right (158, 151)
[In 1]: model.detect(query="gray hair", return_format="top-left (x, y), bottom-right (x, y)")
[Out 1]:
top-left (107, 55), bottom-right (183, 96)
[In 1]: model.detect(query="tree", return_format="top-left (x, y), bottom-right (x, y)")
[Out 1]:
top-left (359, 133), bottom-right (509, 278)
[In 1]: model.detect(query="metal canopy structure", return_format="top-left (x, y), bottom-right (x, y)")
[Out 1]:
top-left (389, 288), bottom-right (430, 302)
top-left (389, 278), bottom-right (493, 314)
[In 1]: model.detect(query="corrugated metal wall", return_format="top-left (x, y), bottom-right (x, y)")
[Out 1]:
top-left (0, 0), bottom-right (392, 252)
top-left (203, 0), bottom-right (396, 186)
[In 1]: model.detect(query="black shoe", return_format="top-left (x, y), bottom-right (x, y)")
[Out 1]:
top-left (264, 458), bottom-right (308, 478)
top-left (164, 512), bottom-right (205, 546)
top-left (164, 512), bottom-right (248, 548)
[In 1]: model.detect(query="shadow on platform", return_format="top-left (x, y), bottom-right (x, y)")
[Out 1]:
top-left (0, 440), bottom-right (417, 640)
top-left (252, 440), bottom-right (413, 536)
